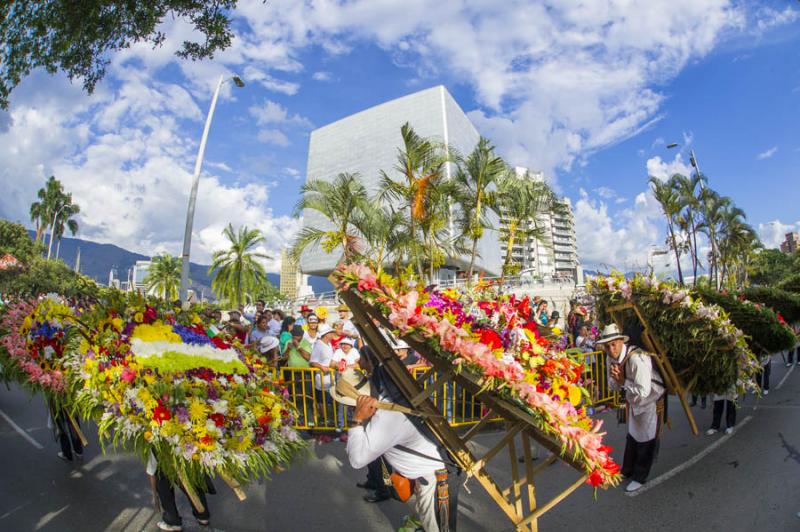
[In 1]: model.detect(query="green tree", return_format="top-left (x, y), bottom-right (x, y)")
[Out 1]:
top-left (209, 224), bottom-right (271, 307)
top-left (672, 173), bottom-right (703, 285)
top-left (454, 137), bottom-right (506, 281)
top-left (0, 0), bottom-right (239, 108)
top-left (380, 123), bottom-right (451, 281)
top-left (650, 176), bottom-right (685, 284)
top-left (358, 202), bottom-right (410, 275)
top-left (144, 254), bottom-right (182, 300)
top-left (496, 172), bottom-right (562, 279)
top-left (29, 176), bottom-right (62, 243)
top-left (290, 172), bottom-right (372, 265)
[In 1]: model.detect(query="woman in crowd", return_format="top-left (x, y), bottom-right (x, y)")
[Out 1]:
top-left (534, 300), bottom-right (549, 327)
top-left (279, 316), bottom-right (296, 354)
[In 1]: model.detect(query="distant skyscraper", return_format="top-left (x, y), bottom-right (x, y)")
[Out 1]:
top-left (298, 85), bottom-right (501, 278)
top-left (780, 232), bottom-right (799, 254)
top-left (280, 249), bottom-right (312, 300)
top-left (499, 167), bottom-right (580, 283)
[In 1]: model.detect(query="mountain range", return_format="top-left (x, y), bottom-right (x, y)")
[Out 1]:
top-left (35, 233), bottom-right (333, 298)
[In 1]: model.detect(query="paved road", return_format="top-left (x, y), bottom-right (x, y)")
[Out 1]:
top-left (1, 355), bottom-right (799, 532)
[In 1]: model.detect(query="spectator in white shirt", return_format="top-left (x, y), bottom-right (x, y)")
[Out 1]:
top-left (337, 304), bottom-right (360, 340)
top-left (303, 314), bottom-right (321, 345)
top-left (331, 338), bottom-right (361, 437)
top-left (310, 324), bottom-right (338, 429)
top-left (575, 324), bottom-right (595, 352)
top-left (267, 312), bottom-right (282, 337)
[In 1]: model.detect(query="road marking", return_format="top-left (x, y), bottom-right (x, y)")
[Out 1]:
top-left (0, 407), bottom-right (44, 449)
top-left (777, 364), bottom-right (795, 390)
top-left (626, 414), bottom-right (753, 497)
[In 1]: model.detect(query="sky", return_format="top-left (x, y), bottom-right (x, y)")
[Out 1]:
top-left (0, 0), bottom-right (798, 274)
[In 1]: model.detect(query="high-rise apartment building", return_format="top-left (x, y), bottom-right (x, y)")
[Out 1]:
top-left (499, 168), bottom-right (580, 283)
top-left (780, 232), bottom-right (800, 254)
top-left (280, 249), bottom-right (312, 300)
top-left (298, 86), bottom-right (501, 279)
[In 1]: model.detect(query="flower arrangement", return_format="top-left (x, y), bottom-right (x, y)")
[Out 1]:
top-left (588, 274), bottom-right (759, 396)
top-left (0, 296), bottom-right (75, 405)
top-left (334, 264), bottom-right (620, 489)
top-left (742, 286), bottom-right (800, 324)
top-left (69, 297), bottom-right (305, 492)
top-left (695, 287), bottom-right (797, 355)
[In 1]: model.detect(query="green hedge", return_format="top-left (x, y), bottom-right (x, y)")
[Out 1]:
top-left (743, 286), bottom-right (800, 324)
top-left (777, 274), bottom-right (800, 295)
top-left (696, 288), bottom-right (797, 354)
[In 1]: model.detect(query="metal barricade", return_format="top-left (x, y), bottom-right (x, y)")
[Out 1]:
top-left (573, 350), bottom-right (620, 407)
top-left (409, 366), bottom-right (495, 426)
top-left (279, 367), bottom-right (350, 431)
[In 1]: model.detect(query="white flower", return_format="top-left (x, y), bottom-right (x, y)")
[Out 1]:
top-left (211, 400), bottom-right (229, 415)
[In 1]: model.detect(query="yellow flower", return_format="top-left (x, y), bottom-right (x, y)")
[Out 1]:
top-left (134, 312), bottom-right (144, 323)
top-left (144, 431), bottom-right (153, 441)
top-left (189, 398), bottom-right (207, 422)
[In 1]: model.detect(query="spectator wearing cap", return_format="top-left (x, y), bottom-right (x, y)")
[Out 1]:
top-left (310, 324), bottom-right (339, 430)
top-left (332, 337), bottom-right (361, 439)
top-left (337, 304), bottom-right (360, 341)
top-left (394, 340), bottom-right (419, 368)
top-left (257, 336), bottom-right (281, 367)
top-left (331, 320), bottom-right (346, 350)
top-left (303, 314), bottom-right (321, 345)
top-left (296, 305), bottom-right (312, 327)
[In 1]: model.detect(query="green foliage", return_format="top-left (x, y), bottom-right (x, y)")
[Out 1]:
top-left (748, 249), bottom-right (797, 286)
top-left (777, 274), bottom-right (800, 295)
top-left (0, 219), bottom-right (41, 263)
top-left (0, 255), bottom-right (102, 298)
top-left (743, 286), bottom-right (800, 324)
top-left (144, 254), bottom-right (182, 301)
top-left (0, 0), bottom-right (237, 108)
top-left (209, 224), bottom-right (271, 307)
top-left (695, 288), bottom-right (797, 354)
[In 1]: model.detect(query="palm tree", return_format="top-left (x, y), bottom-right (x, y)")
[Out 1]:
top-left (29, 176), bottom-right (65, 243)
top-left (290, 172), bottom-right (371, 265)
top-left (650, 176), bottom-right (684, 284)
top-left (699, 189), bottom-right (735, 289)
top-left (359, 202), bottom-right (410, 275)
top-left (144, 254), bottom-right (182, 300)
top-left (52, 200), bottom-right (80, 259)
top-left (454, 137), bottom-right (506, 281)
top-left (672, 173), bottom-right (703, 285)
top-left (380, 123), bottom-right (450, 279)
top-left (716, 207), bottom-right (756, 288)
top-left (209, 224), bottom-right (272, 307)
top-left (496, 172), bottom-right (562, 279)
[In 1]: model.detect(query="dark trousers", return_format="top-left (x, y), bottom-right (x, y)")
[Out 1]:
top-left (622, 434), bottom-right (657, 483)
top-left (54, 410), bottom-right (83, 459)
top-left (711, 399), bottom-right (736, 430)
top-left (786, 348), bottom-right (799, 364)
top-left (366, 457), bottom-right (391, 496)
top-left (755, 361), bottom-right (771, 391)
top-left (155, 471), bottom-right (210, 526)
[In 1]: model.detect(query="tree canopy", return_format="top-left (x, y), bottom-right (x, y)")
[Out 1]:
top-left (0, 0), bottom-right (239, 108)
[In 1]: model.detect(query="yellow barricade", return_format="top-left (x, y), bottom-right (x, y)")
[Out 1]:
top-left (573, 350), bottom-right (620, 408)
top-left (278, 355), bottom-right (617, 432)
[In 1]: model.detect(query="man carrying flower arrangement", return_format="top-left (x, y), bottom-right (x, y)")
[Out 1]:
top-left (598, 324), bottom-right (665, 493)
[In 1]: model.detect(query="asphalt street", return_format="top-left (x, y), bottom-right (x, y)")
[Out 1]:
top-left (1, 354), bottom-right (799, 532)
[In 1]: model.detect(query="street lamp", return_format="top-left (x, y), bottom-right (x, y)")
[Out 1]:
top-left (47, 204), bottom-right (70, 260)
top-left (179, 74), bottom-right (245, 304)
top-left (647, 246), bottom-right (670, 276)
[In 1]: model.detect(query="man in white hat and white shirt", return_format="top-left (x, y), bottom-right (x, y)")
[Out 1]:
top-left (597, 323), bottom-right (665, 493)
top-left (332, 369), bottom-right (447, 532)
top-left (310, 324), bottom-right (338, 391)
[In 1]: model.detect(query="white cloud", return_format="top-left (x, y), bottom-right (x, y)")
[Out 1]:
top-left (757, 146), bottom-right (778, 160)
top-left (646, 153), bottom-right (693, 181)
top-left (758, 220), bottom-right (800, 249)
top-left (257, 129), bottom-right (291, 146)
top-left (573, 187), bottom-right (664, 270)
top-left (249, 99), bottom-right (312, 147)
top-left (312, 71), bottom-right (333, 81)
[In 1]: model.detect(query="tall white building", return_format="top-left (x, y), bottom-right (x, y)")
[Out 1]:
top-left (500, 168), bottom-right (580, 283)
top-left (298, 85), bottom-right (502, 279)
top-left (279, 249), bottom-right (312, 300)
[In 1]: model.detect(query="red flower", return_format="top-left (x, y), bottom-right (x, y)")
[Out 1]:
top-left (211, 336), bottom-right (231, 349)
top-left (603, 459), bottom-right (621, 476)
top-left (479, 329), bottom-right (503, 350)
top-left (257, 414), bottom-right (272, 427)
top-left (209, 413), bottom-right (225, 427)
top-left (153, 402), bottom-right (171, 425)
top-left (143, 307), bottom-right (158, 324)
top-left (586, 469), bottom-right (604, 487)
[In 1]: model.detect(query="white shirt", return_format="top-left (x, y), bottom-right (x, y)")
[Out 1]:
top-left (310, 340), bottom-right (334, 390)
top-left (608, 345), bottom-right (664, 442)
top-left (342, 318), bottom-right (359, 338)
top-left (347, 408), bottom-right (444, 479)
top-left (267, 318), bottom-right (281, 337)
top-left (332, 347), bottom-right (361, 368)
top-left (303, 330), bottom-right (319, 345)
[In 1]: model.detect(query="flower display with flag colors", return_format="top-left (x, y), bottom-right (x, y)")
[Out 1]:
top-left (69, 296), bottom-right (305, 493)
top-left (334, 264), bottom-right (621, 489)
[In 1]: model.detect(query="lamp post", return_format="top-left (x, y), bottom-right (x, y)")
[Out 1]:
top-left (47, 204), bottom-right (69, 260)
top-left (647, 246), bottom-right (670, 276)
top-left (179, 74), bottom-right (245, 304)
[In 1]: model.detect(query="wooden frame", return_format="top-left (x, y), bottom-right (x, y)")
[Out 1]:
top-left (606, 302), bottom-right (699, 436)
top-left (336, 284), bottom-right (591, 532)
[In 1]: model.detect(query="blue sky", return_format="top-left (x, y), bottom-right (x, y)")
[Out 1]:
top-left (0, 1), bottom-right (797, 273)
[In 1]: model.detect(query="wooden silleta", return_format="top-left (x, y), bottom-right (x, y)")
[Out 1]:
top-left (334, 279), bottom-right (594, 532)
